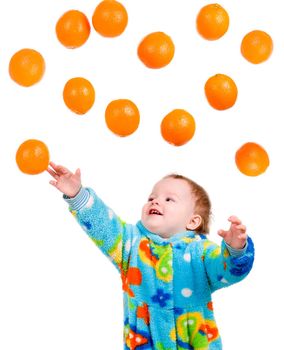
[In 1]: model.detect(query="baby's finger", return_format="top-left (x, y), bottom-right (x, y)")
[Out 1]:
top-left (49, 161), bottom-right (69, 174)
top-left (49, 161), bottom-right (58, 171)
top-left (218, 229), bottom-right (227, 238)
top-left (46, 167), bottom-right (58, 179)
top-left (75, 168), bottom-right (81, 178)
top-left (49, 180), bottom-right (58, 187)
top-left (236, 224), bottom-right (246, 233)
top-left (228, 215), bottom-right (241, 225)
top-left (238, 233), bottom-right (247, 241)
top-left (54, 165), bottom-right (69, 175)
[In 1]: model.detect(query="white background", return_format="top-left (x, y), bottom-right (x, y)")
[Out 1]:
top-left (0, 0), bottom-right (283, 349)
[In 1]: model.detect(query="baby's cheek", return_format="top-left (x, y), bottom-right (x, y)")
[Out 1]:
top-left (141, 204), bottom-right (148, 217)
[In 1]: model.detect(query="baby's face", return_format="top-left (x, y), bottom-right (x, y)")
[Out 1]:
top-left (141, 177), bottom-right (198, 238)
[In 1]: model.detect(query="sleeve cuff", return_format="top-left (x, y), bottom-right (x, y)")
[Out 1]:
top-left (63, 187), bottom-right (90, 211)
top-left (225, 241), bottom-right (248, 257)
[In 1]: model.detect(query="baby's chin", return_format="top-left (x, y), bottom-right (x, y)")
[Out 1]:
top-left (156, 232), bottom-right (174, 239)
top-left (141, 221), bottom-right (174, 238)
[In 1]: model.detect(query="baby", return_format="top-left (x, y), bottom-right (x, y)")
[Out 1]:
top-left (48, 161), bottom-right (254, 350)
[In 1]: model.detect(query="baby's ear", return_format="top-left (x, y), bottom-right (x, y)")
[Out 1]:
top-left (186, 214), bottom-right (202, 231)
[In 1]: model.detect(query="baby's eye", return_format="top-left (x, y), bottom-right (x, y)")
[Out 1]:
top-left (166, 197), bottom-right (174, 202)
top-left (148, 197), bottom-right (153, 202)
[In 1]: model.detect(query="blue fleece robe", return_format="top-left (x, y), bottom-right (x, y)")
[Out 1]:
top-left (65, 188), bottom-right (254, 350)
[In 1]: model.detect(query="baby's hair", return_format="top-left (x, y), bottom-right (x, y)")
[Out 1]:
top-left (163, 174), bottom-right (212, 234)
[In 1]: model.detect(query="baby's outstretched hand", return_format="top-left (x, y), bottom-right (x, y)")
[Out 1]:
top-left (218, 216), bottom-right (247, 249)
top-left (47, 161), bottom-right (81, 198)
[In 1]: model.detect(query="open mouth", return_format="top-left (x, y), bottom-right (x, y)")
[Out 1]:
top-left (149, 209), bottom-right (162, 215)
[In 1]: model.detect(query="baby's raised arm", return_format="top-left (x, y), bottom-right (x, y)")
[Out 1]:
top-left (202, 215), bottom-right (254, 293)
top-left (47, 161), bottom-right (81, 198)
top-left (47, 161), bottom-right (134, 272)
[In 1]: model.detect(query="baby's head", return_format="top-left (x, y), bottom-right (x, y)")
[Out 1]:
top-left (141, 174), bottom-right (211, 238)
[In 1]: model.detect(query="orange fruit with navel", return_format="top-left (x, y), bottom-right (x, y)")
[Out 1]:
top-left (161, 109), bottom-right (196, 146)
top-left (196, 3), bottom-right (229, 40)
top-left (235, 142), bottom-right (269, 176)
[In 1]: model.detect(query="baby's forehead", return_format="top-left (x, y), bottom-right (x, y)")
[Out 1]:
top-left (151, 177), bottom-right (192, 194)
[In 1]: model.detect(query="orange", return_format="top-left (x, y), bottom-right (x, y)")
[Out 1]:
top-left (63, 77), bottom-right (95, 115)
top-left (241, 30), bottom-right (273, 64)
top-left (137, 31), bottom-right (175, 69)
top-left (161, 109), bottom-right (196, 146)
top-left (16, 139), bottom-right (50, 175)
top-left (196, 3), bottom-right (229, 40)
top-left (105, 99), bottom-right (140, 137)
top-left (235, 142), bottom-right (269, 176)
top-left (205, 74), bottom-right (238, 110)
top-left (9, 48), bottom-right (45, 87)
top-left (92, 0), bottom-right (128, 37)
top-left (56, 10), bottom-right (91, 48)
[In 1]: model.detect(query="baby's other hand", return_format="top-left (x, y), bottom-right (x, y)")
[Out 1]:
top-left (47, 161), bottom-right (81, 198)
top-left (218, 215), bottom-right (247, 249)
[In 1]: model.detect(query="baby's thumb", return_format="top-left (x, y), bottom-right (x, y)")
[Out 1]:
top-left (49, 180), bottom-right (57, 187)
top-left (75, 168), bottom-right (81, 180)
top-left (218, 229), bottom-right (227, 238)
